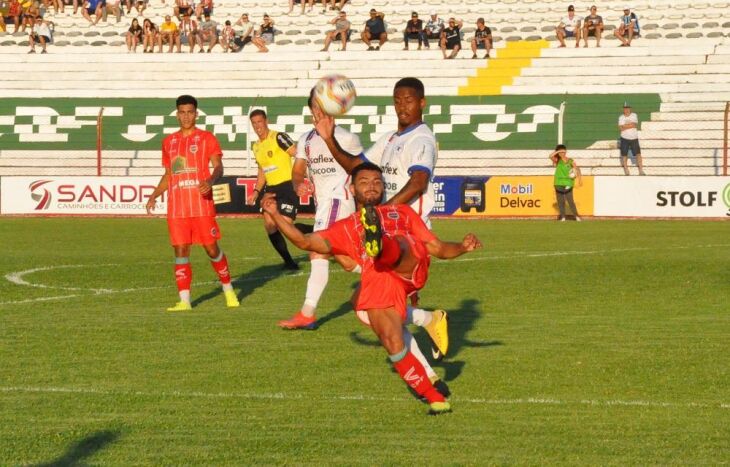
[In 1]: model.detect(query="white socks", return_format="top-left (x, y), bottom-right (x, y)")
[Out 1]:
top-left (407, 306), bottom-right (432, 327)
top-left (179, 290), bottom-right (191, 304)
top-left (301, 258), bottom-right (329, 318)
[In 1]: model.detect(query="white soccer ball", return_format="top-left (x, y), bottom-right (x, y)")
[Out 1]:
top-left (313, 74), bottom-right (357, 117)
top-left (569, 169), bottom-right (576, 179)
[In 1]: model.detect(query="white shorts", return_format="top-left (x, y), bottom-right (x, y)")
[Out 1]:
top-left (313, 197), bottom-right (355, 232)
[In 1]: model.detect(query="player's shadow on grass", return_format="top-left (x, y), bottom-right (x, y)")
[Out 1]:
top-left (315, 299), bottom-right (353, 328)
top-left (34, 429), bottom-right (120, 467)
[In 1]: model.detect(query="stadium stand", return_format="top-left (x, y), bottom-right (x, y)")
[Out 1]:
top-left (1, 1), bottom-right (729, 176)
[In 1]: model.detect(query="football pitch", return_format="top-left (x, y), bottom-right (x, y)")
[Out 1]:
top-left (1, 217), bottom-right (728, 465)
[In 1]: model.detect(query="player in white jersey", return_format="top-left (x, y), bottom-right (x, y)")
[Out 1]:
top-left (278, 91), bottom-right (363, 330)
top-left (312, 77), bottom-right (452, 390)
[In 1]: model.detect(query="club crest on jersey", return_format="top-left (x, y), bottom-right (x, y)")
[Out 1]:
top-left (387, 211), bottom-right (400, 220)
top-left (210, 227), bottom-right (218, 236)
top-left (267, 150), bottom-right (273, 158)
top-left (190, 145), bottom-right (198, 154)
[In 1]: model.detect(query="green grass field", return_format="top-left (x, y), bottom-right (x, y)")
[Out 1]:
top-left (0, 218), bottom-right (728, 465)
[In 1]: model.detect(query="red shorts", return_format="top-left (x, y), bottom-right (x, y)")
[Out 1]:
top-left (167, 216), bottom-right (221, 246)
top-left (356, 235), bottom-right (430, 324)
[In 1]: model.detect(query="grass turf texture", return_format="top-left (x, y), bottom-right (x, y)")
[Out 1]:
top-left (0, 217), bottom-right (728, 464)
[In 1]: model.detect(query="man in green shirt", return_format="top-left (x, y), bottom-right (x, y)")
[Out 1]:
top-left (550, 144), bottom-right (582, 221)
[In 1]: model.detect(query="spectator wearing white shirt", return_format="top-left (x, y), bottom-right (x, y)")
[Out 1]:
top-left (233, 12), bottom-right (255, 50)
top-left (28, 16), bottom-right (52, 53)
top-left (422, 11), bottom-right (444, 49)
top-left (618, 102), bottom-right (645, 175)
top-left (556, 4), bottom-right (581, 48)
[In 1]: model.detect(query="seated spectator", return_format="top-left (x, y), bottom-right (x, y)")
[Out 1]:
top-left (556, 5), bottom-right (581, 48)
top-left (195, 0), bottom-right (212, 20)
top-left (323, 0), bottom-right (345, 12)
top-left (251, 13), bottom-right (273, 52)
top-left (180, 11), bottom-right (200, 53)
top-left (440, 17), bottom-right (462, 59)
top-left (233, 12), bottom-right (255, 50)
top-left (582, 5), bottom-right (603, 47)
top-left (614, 6), bottom-right (639, 46)
top-left (131, 0), bottom-right (145, 16)
top-left (21, 0), bottom-right (39, 32)
top-left (198, 12), bottom-right (217, 52)
top-left (105, 0), bottom-right (122, 23)
top-left (28, 16), bottom-right (51, 53)
top-left (4, 0), bottom-right (22, 33)
top-left (142, 18), bottom-right (158, 53)
top-left (422, 11), bottom-right (443, 49)
top-left (158, 14), bottom-right (180, 52)
top-left (470, 17), bottom-right (491, 58)
top-left (402, 11), bottom-right (423, 50)
top-left (125, 17), bottom-right (143, 52)
top-left (173, 0), bottom-right (192, 21)
top-left (361, 8), bottom-right (386, 51)
top-left (81, 0), bottom-right (102, 26)
top-left (321, 9), bottom-right (349, 51)
top-left (287, 0), bottom-right (313, 15)
top-left (220, 19), bottom-right (239, 52)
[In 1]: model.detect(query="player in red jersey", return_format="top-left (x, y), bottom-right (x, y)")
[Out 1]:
top-left (146, 94), bottom-right (240, 312)
top-left (261, 162), bottom-right (482, 414)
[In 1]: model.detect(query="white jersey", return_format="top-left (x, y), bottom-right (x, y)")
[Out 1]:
top-left (295, 125), bottom-right (363, 202)
top-left (364, 122), bottom-right (437, 223)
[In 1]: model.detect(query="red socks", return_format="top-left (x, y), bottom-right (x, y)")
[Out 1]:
top-left (174, 262), bottom-right (192, 293)
top-left (210, 252), bottom-right (232, 285)
top-left (392, 350), bottom-right (445, 403)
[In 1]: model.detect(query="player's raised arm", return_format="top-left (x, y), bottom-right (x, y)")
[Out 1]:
top-left (425, 233), bottom-right (482, 259)
top-left (260, 193), bottom-right (331, 254)
top-left (385, 169), bottom-right (430, 205)
top-left (146, 169), bottom-right (171, 214)
top-left (313, 107), bottom-right (363, 174)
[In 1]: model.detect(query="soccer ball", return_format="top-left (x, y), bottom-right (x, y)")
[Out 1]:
top-left (313, 74), bottom-right (356, 116)
top-left (569, 169), bottom-right (576, 179)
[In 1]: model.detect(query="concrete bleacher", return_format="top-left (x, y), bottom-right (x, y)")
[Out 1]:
top-left (1, 1), bottom-right (730, 177)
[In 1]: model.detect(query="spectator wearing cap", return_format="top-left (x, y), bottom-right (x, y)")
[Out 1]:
top-left (233, 12), bottom-right (255, 50)
top-left (618, 102), bottom-right (645, 175)
top-left (422, 10), bottom-right (444, 49)
top-left (251, 13), bottom-right (274, 52)
top-left (582, 5), bottom-right (603, 47)
top-left (440, 17), bottom-right (462, 59)
top-left (321, 10), bottom-right (349, 51)
top-left (402, 11), bottom-right (424, 50)
top-left (556, 4), bottom-right (581, 48)
top-left (361, 8), bottom-right (386, 51)
top-left (28, 15), bottom-right (52, 53)
top-left (470, 17), bottom-right (492, 59)
top-left (614, 6), bottom-right (639, 46)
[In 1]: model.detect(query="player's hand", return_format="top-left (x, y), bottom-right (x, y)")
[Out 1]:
top-left (145, 197), bottom-right (156, 215)
top-left (295, 179), bottom-right (314, 197)
top-left (260, 192), bottom-right (278, 215)
top-left (199, 180), bottom-right (212, 196)
top-left (246, 189), bottom-right (260, 205)
top-left (461, 233), bottom-right (482, 252)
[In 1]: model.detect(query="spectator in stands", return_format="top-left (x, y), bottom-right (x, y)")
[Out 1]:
top-left (105, 0), bottom-right (122, 23)
top-left (618, 102), bottom-right (645, 175)
top-left (27, 15), bottom-right (51, 53)
top-left (233, 12), bottom-right (255, 50)
top-left (5, 0), bottom-right (22, 33)
top-left (195, 0), bottom-right (212, 21)
top-left (549, 145), bottom-right (582, 221)
top-left (180, 11), bottom-right (200, 53)
top-left (126, 17), bottom-right (143, 52)
top-left (21, 0), bottom-right (39, 32)
top-left (174, 0), bottom-right (192, 21)
top-left (251, 13), bottom-right (274, 52)
top-left (614, 6), bottom-right (639, 47)
top-left (142, 18), bottom-right (158, 53)
top-left (158, 14), bottom-right (181, 53)
top-left (422, 11), bottom-right (444, 49)
top-left (81, 0), bottom-right (102, 26)
top-left (198, 12), bottom-right (218, 52)
top-left (556, 4), bottom-right (581, 48)
top-left (361, 8), bottom-right (386, 51)
top-left (220, 19), bottom-right (239, 52)
top-left (287, 0), bottom-right (313, 15)
top-left (440, 17), bottom-right (462, 59)
top-left (324, 0), bottom-right (346, 12)
top-left (582, 5), bottom-right (603, 47)
top-left (321, 9), bottom-right (349, 52)
top-left (402, 11), bottom-right (423, 50)
top-left (131, 0), bottom-right (146, 16)
top-left (470, 17), bottom-right (491, 59)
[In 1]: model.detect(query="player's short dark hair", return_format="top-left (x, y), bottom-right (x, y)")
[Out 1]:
top-left (351, 162), bottom-right (382, 182)
top-left (176, 95), bottom-right (198, 109)
top-left (555, 144), bottom-right (567, 151)
top-left (394, 77), bottom-right (425, 99)
top-left (249, 109), bottom-right (267, 120)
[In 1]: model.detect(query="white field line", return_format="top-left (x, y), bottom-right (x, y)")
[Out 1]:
top-left (2, 244), bottom-right (728, 306)
top-left (0, 385), bottom-right (726, 410)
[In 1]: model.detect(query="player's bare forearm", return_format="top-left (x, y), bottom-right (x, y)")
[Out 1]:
top-left (146, 173), bottom-right (170, 214)
top-left (314, 115), bottom-right (362, 174)
top-left (201, 156), bottom-right (223, 195)
top-left (386, 171), bottom-right (429, 205)
top-left (261, 194), bottom-right (330, 254)
top-left (428, 234), bottom-right (482, 259)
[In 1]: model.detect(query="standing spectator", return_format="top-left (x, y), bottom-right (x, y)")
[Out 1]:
top-left (549, 145), bottom-right (582, 221)
top-left (556, 4), bottom-right (581, 48)
top-left (180, 11), bottom-right (200, 53)
top-left (233, 12), bottom-right (254, 50)
top-left (361, 8), bottom-right (386, 51)
top-left (287, 0), bottom-right (313, 15)
top-left (194, 0), bottom-right (212, 20)
top-left (440, 17), bottom-right (462, 59)
top-left (173, 0), bottom-right (192, 21)
top-left (320, 10), bottom-right (349, 51)
top-left (251, 13), bottom-right (273, 52)
top-left (125, 17), bottom-right (143, 52)
top-left (582, 5), bottom-right (603, 47)
top-left (158, 14), bottom-right (180, 53)
top-left (422, 11), bottom-right (443, 49)
top-left (27, 16), bottom-right (51, 53)
top-left (614, 6), bottom-right (639, 46)
top-left (198, 12), bottom-right (218, 52)
top-left (470, 17), bottom-right (491, 59)
top-left (81, 0), bottom-right (102, 25)
top-left (5, 0), bottom-right (22, 33)
top-left (618, 102), bottom-right (645, 175)
top-left (220, 19), bottom-right (238, 52)
top-left (402, 11), bottom-right (423, 50)
top-left (142, 18), bottom-right (158, 53)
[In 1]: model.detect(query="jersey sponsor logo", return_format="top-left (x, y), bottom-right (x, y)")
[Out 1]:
top-left (263, 165), bottom-right (278, 174)
top-left (171, 156), bottom-right (197, 175)
top-left (386, 211), bottom-right (400, 219)
top-left (382, 164), bottom-right (399, 176)
top-left (177, 179), bottom-right (199, 189)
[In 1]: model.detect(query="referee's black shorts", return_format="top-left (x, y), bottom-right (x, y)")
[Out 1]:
top-left (263, 181), bottom-right (298, 219)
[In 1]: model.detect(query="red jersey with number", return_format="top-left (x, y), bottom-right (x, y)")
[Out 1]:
top-left (162, 128), bottom-right (222, 219)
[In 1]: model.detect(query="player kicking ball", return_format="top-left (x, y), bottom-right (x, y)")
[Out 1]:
top-left (261, 162), bottom-right (482, 415)
top-left (146, 94), bottom-right (239, 312)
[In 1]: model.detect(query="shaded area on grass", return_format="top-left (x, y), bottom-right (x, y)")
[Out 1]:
top-left (34, 429), bottom-right (120, 467)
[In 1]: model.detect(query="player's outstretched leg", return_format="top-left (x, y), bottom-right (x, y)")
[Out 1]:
top-left (403, 328), bottom-right (450, 398)
top-left (407, 306), bottom-right (450, 360)
top-left (208, 248), bottom-right (239, 308)
top-left (360, 204), bottom-right (383, 257)
top-left (168, 256), bottom-right (193, 311)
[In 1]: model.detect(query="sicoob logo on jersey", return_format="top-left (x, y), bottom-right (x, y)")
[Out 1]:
top-left (29, 180), bottom-right (52, 210)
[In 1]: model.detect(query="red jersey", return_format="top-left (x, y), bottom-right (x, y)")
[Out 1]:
top-left (162, 128), bottom-right (222, 219)
top-left (319, 204), bottom-right (436, 266)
